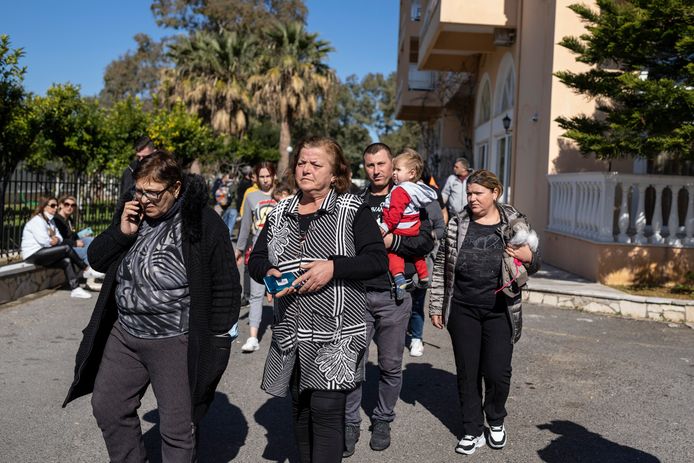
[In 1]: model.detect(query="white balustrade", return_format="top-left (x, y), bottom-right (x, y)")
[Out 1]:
top-left (547, 172), bottom-right (694, 247)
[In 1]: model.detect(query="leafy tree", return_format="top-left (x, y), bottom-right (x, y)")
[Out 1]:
top-left (360, 72), bottom-right (399, 137)
top-left (381, 121), bottom-right (422, 156)
top-left (556, 0), bottom-right (694, 161)
top-left (151, 0), bottom-right (307, 32)
top-left (249, 21), bottom-right (335, 174)
top-left (1, 34), bottom-right (39, 247)
top-left (100, 34), bottom-right (167, 107)
top-left (0, 34), bottom-right (35, 182)
top-left (295, 77), bottom-right (372, 174)
top-left (30, 84), bottom-right (110, 173)
top-left (162, 30), bottom-right (257, 137)
top-left (147, 102), bottom-right (223, 168)
top-left (103, 97), bottom-right (150, 174)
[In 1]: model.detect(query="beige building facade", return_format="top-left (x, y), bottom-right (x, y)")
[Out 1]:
top-left (396, 0), bottom-right (694, 285)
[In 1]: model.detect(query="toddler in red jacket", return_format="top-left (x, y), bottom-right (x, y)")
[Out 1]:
top-left (380, 150), bottom-right (437, 300)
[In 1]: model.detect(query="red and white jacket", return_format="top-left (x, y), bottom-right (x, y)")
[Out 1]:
top-left (380, 181), bottom-right (438, 237)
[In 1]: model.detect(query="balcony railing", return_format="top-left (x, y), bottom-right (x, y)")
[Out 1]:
top-left (547, 172), bottom-right (694, 247)
top-left (408, 64), bottom-right (435, 90)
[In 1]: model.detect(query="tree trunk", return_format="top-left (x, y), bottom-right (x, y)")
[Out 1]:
top-left (278, 118), bottom-right (292, 177)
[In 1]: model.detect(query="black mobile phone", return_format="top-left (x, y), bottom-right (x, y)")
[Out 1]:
top-left (130, 202), bottom-right (143, 224)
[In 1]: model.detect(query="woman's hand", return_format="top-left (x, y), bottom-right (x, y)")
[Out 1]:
top-left (120, 200), bottom-right (143, 236)
top-left (292, 260), bottom-right (334, 294)
top-left (431, 314), bottom-right (444, 329)
top-left (49, 236), bottom-right (59, 246)
top-left (505, 244), bottom-right (532, 264)
top-left (235, 249), bottom-right (244, 266)
top-left (76, 239), bottom-right (85, 248)
top-left (265, 268), bottom-right (295, 299)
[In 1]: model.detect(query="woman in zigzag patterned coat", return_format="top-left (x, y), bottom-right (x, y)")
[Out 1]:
top-left (249, 136), bottom-right (388, 463)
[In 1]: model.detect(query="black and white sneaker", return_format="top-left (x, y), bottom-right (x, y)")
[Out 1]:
top-left (455, 434), bottom-right (486, 455)
top-left (487, 424), bottom-right (507, 449)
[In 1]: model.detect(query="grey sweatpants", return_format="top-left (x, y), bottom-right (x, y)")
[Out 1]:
top-left (91, 323), bottom-right (195, 463)
top-left (345, 290), bottom-right (412, 425)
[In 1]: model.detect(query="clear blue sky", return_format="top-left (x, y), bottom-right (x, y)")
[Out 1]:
top-left (1, 0), bottom-right (398, 97)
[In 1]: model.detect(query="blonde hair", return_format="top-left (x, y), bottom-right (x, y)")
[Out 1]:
top-left (467, 169), bottom-right (503, 197)
top-left (394, 148), bottom-right (424, 182)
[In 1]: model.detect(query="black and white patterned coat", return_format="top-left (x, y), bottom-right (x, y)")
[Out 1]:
top-left (249, 188), bottom-right (387, 396)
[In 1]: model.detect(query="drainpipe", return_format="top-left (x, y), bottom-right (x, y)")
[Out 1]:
top-left (509, 0), bottom-right (523, 206)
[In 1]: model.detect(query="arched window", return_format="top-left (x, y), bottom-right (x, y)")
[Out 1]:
top-left (476, 79), bottom-right (491, 125)
top-left (494, 54), bottom-right (515, 116)
top-left (498, 70), bottom-right (514, 114)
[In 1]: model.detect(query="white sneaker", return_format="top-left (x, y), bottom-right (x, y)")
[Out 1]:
top-left (487, 424), bottom-right (507, 449)
top-left (456, 434), bottom-right (485, 455)
top-left (83, 267), bottom-right (105, 280)
top-left (71, 287), bottom-right (92, 299)
top-left (409, 339), bottom-right (424, 357)
top-left (241, 336), bottom-right (260, 352)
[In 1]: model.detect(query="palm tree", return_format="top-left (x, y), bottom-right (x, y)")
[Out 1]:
top-left (250, 22), bottom-right (335, 175)
top-left (162, 30), bottom-right (257, 137)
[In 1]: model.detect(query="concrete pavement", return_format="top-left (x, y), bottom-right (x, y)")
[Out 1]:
top-left (0, 289), bottom-right (693, 462)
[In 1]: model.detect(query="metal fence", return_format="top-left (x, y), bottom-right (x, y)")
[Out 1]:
top-left (1, 165), bottom-right (121, 262)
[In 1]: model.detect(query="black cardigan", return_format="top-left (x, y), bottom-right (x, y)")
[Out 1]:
top-left (63, 174), bottom-right (241, 424)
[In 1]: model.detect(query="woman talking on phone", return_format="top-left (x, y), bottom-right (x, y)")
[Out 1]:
top-left (248, 136), bottom-right (387, 463)
top-left (64, 150), bottom-right (241, 462)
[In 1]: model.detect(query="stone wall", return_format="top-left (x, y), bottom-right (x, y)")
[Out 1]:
top-left (0, 264), bottom-right (66, 305)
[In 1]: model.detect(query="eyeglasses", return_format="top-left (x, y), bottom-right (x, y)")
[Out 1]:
top-left (134, 185), bottom-right (171, 202)
top-left (47, 203), bottom-right (58, 208)
top-left (63, 202), bottom-right (76, 208)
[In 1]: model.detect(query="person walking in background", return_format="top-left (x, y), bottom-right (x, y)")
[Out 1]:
top-left (211, 172), bottom-right (238, 237)
top-left (55, 195), bottom-right (104, 289)
top-left (21, 196), bottom-right (92, 299)
top-left (119, 136), bottom-right (156, 198)
top-left (343, 143), bottom-right (434, 457)
top-left (429, 169), bottom-right (540, 456)
top-left (378, 150), bottom-right (437, 300)
top-left (248, 136), bottom-right (387, 463)
top-left (63, 151), bottom-right (241, 462)
top-left (407, 165), bottom-right (446, 357)
top-left (237, 165), bottom-right (257, 305)
top-left (236, 162), bottom-right (278, 353)
top-left (237, 165), bottom-right (256, 217)
top-left (441, 157), bottom-right (472, 219)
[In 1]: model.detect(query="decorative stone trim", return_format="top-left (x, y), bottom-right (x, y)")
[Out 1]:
top-left (523, 288), bottom-right (693, 324)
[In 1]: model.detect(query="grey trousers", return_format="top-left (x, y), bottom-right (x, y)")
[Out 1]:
top-left (345, 290), bottom-right (412, 425)
top-left (92, 323), bottom-right (195, 463)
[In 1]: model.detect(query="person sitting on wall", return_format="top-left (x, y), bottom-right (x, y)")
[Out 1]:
top-left (55, 195), bottom-right (104, 289)
top-left (21, 196), bottom-right (92, 299)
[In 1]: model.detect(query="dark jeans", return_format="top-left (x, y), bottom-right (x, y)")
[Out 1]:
top-left (291, 369), bottom-right (347, 463)
top-left (25, 244), bottom-right (86, 289)
top-left (447, 302), bottom-right (513, 437)
top-left (92, 323), bottom-right (194, 463)
top-left (345, 290), bottom-right (411, 425)
top-left (408, 287), bottom-right (427, 340)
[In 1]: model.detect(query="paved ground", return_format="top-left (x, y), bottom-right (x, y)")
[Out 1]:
top-left (1, 290), bottom-right (693, 462)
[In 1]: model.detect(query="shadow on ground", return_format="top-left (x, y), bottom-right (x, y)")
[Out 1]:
top-left (537, 420), bottom-right (660, 462)
top-left (143, 392), bottom-right (248, 462)
top-left (399, 362), bottom-right (460, 438)
top-left (254, 395), bottom-right (300, 462)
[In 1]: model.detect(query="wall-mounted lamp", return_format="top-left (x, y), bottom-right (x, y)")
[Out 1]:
top-left (502, 114), bottom-right (512, 134)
